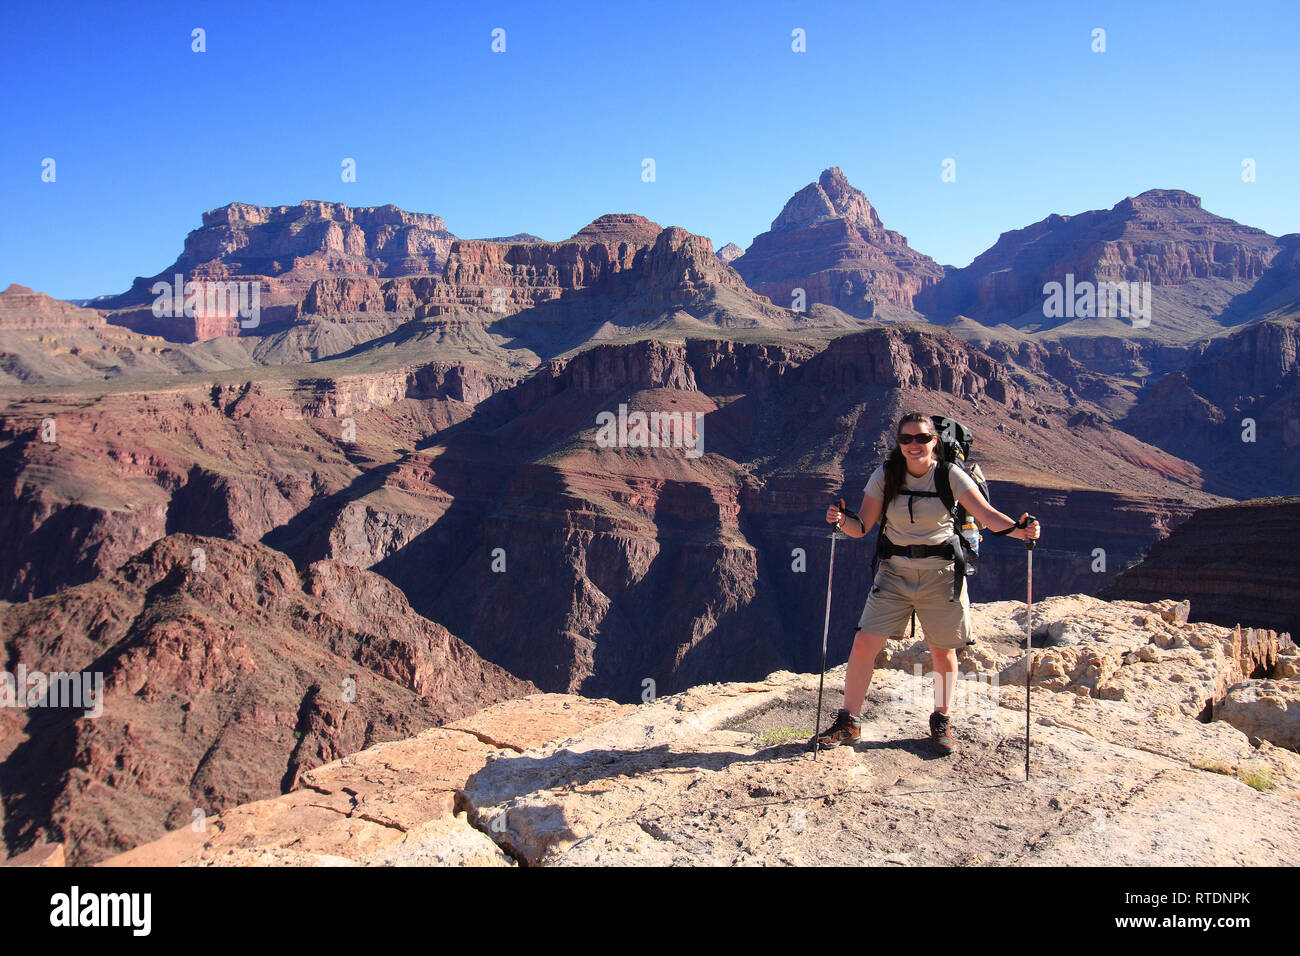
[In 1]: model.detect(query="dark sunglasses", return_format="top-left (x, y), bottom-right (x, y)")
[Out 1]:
top-left (897, 433), bottom-right (935, 445)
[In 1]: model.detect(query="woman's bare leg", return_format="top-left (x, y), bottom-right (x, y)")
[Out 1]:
top-left (841, 629), bottom-right (889, 716)
top-left (931, 646), bottom-right (958, 714)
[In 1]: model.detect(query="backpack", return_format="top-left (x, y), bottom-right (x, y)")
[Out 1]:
top-left (870, 415), bottom-right (990, 600)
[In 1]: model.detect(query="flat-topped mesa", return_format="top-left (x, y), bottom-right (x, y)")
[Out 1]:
top-left (177, 200), bottom-right (455, 280)
top-left (201, 200), bottom-right (449, 233)
top-left (916, 189), bottom-right (1282, 323)
top-left (96, 200), bottom-right (459, 338)
top-left (0, 283), bottom-right (106, 330)
top-left (733, 167), bottom-right (946, 317)
top-left (1122, 188), bottom-right (1203, 211)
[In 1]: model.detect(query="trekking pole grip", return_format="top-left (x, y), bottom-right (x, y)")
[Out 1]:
top-left (1021, 513), bottom-right (1037, 552)
top-left (833, 498), bottom-right (861, 535)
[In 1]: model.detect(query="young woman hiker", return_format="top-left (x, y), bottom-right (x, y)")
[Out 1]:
top-left (814, 412), bottom-right (1041, 755)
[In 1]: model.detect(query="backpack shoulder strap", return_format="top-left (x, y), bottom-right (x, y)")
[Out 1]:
top-left (935, 460), bottom-right (957, 515)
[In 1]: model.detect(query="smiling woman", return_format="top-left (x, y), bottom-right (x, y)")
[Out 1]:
top-left (815, 411), bottom-right (1041, 756)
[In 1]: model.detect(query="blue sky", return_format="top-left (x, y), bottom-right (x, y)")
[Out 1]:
top-left (3, 0), bottom-right (1298, 299)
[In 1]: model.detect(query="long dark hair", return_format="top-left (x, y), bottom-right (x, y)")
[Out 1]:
top-left (881, 412), bottom-right (934, 518)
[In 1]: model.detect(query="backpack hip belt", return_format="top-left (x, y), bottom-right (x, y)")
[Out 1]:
top-left (876, 533), bottom-right (968, 601)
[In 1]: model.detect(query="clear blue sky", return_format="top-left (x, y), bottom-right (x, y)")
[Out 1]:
top-left (3, 0), bottom-right (1298, 299)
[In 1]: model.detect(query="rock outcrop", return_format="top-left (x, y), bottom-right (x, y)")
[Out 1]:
top-left (1099, 496), bottom-right (1300, 641)
top-left (95, 202), bottom-right (458, 339)
top-left (1116, 318), bottom-right (1300, 497)
top-left (1218, 679), bottom-right (1300, 749)
top-left (733, 167), bottom-right (946, 316)
top-left (410, 216), bottom-right (761, 320)
top-left (96, 694), bottom-right (628, 867)
top-left (0, 284), bottom-right (106, 330)
top-left (916, 189), bottom-right (1282, 332)
top-left (0, 534), bottom-right (534, 865)
top-left (0, 364), bottom-right (518, 600)
top-left (87, 593), bottom-right (1300, 867)
top-left (714, 242), bottom-right (744, 264)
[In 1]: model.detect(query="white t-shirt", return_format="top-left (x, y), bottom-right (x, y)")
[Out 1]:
top-left (864, 462), bottom-right (978, 569)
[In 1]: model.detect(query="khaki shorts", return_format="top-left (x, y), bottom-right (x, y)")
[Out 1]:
top-left (856, 558), bottom-right (972, 650)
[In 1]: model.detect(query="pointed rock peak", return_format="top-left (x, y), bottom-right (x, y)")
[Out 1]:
top-left (818, 166), bottom-right (853, 195)
top-left (772, 167), bottom-right (883, 233)
top-left (2, 283), bottom-right (36, 296)
top-left (715, 242), bottom-right (744, 263)
top-left (569, 214), bottom-right (663, 244)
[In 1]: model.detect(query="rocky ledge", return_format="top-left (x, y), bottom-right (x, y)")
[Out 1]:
top-left (23, 594), bottom-right (1296, 868)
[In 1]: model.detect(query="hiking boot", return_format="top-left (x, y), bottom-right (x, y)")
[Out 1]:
top-left (812, 709), bottom-right (861, 749)
top-left (930, 710), bottom-right (956, 755)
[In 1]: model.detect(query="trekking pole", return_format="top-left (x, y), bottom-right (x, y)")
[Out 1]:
top-left (1023, 514), bottom-right (1037, 781)
top-left (814, 499), bottom-right (851, 759)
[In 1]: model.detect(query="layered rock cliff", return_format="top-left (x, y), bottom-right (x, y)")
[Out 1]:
top-left (231, 328), bottom-right (1225, 703)
top-left (916, 189), bottom-right (1282, 335)
top-left (96, 201), bottom-right (458, 339)
top-left (1119, 317), bottom-right (1300, 497)
top-left (411, 216), bottom-right (760, 318)
top-left (1, 322), bottom-right (1229, 707)
top-left (0, 284), bottom-right (106, 331)
top-left (0, 534), bottom-right (534, 865)
top-left (1099, 496), bottom-right (1300, 642)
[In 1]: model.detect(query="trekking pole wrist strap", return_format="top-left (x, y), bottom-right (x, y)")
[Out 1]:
top-left (991, 516), bottom-right (1029, 537)
top-left (836, 501), bottom-right (863, 532)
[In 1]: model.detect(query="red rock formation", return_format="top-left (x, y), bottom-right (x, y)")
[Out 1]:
top-left (95, 201), bottom-right (457, 338)
top-left (570, 213), bottom-right (665, 244)
top-left (419, 230), bottom-right (645, 315)
top-left (733, 167), bottom-right (946, 316)
top-left (409, 217), bottom-right (767, 324)
top-left (0, 284), bottom-right (106, 330)
top-left (0, 368), bottom-right (517, 601)
top-left (715, 242), bottom-right (744, 264)
top-left (299, 275), bottom-right (441, 317)
top-left (251, 329), bottom-right (1222, 702)
top-left (1119, 317), bottom-right (1300, 498)
top-left (182, 201), bottom-right (452, 280)
top-left (917, 189), bottom-right (1282, 324)
top-left (1099, 496), bottom-right (1300, 643)
top-left (1187, 317), bottom-right (1300, 401)
top-left (0, 534), bottom-right (534, 865)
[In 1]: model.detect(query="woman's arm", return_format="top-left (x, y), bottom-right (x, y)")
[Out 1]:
top-left (958, 487), bottom-right (1041, 541)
